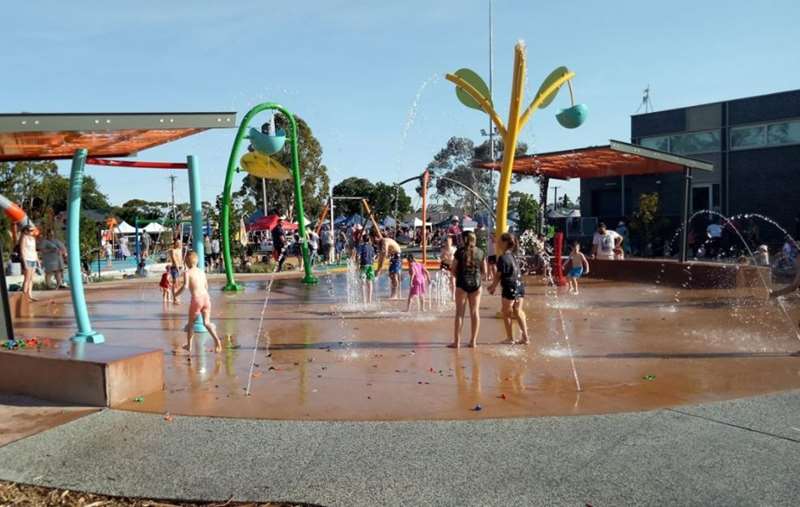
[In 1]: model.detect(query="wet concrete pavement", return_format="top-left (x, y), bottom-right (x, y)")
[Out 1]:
top-left (0, 395), bottom-right (97, 446)
top-left (10, 272), bottom-right (800, 420)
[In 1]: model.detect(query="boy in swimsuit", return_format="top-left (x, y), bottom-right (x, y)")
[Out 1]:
top-left (357, 235), bottom-right (376, 304)
top-left (562, 241), bottom-right (590, 295)
top-left (375, 235), bottom-right (403, 299)
top-left (174, 252), bottom-right (223, 353)
top-left (169, 238), bottom-right (185, 304)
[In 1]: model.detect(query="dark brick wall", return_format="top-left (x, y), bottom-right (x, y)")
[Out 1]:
top-left (728, 145), bottom-right (800, 237)
top-left (728, 90), bottom-right (800, 125)
top-left (632, 108), bottom-right (686, 137)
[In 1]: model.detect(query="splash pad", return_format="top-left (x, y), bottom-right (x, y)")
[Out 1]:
top-left (11, 267), bottom-right (800, 421)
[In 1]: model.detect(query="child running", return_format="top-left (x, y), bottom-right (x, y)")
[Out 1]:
top-left (174, 252), bottom-right (223, 353)
top-left (357, 234), bottom-right (376, 304)
top-left (159, 267), bottom-right (172, 302)
top-left (489, 232), bottom-right (530, 345)
top-left (563, 241), bottom-right (590, 295)
top-left (405, 253), bottom-right (430, 312)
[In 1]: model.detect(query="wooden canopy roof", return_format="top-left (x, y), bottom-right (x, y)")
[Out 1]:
top-left (0, 112), bottom-right (236, 162)
top-left (474, 139), bottom-right (713, 179)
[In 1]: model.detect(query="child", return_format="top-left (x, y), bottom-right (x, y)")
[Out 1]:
top-left (489, 232), bottom-right (530, 345)
top-left (159, 267), bottom-right (172, 302)
top-left (405, 254), bottom-right (430, 312)
top-left (562, 241), bottom-right (590, 295)
top-left (357, 234), bottom-right (375, 304)
top-left (174, 252), bottom-right (223, 353)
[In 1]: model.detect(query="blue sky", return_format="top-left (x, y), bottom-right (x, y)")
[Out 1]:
top-left (3, 0), bottom-right (799, 208)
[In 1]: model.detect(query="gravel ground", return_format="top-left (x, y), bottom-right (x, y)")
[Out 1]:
top-left (0, 481), bottom-right (314, 507)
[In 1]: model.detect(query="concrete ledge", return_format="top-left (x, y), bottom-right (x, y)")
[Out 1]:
top-left (0, 342), bottom-right (163, 407)
top-left (585, 258), bottom-right (771, 289)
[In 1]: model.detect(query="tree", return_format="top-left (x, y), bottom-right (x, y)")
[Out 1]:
top-left (560, 194), bottom-right (574, 209)
top-left (237, 115), bottom-right (330, 220)
top-left (333, 177), bottom-right (412, 219)
top-left (513, 192), bottom-right (540, 233)
top-left (629, 192), bottom-right (667, 256)
top-left (427, 137), bottom-right (529, 216)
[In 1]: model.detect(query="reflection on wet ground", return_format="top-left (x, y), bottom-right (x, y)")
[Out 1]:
top-left (11, 272), bottom-right (800, 420)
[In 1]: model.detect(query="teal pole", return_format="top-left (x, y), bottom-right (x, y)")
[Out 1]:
top-left (67, 149), bottom-right (104, 344)
top-left (187, 155), bottom-right (207, 333)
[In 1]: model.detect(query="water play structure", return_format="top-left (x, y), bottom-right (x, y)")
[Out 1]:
top-left (0, 193), bottom-right (36, 236)
top-left (220, 102), bottom-right (317, 290)
top-left (446, 41), bottom-right (587, 248)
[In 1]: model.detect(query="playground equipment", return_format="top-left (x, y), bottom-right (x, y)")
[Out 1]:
top-left (67, 153), bottom-right (209, 342)
top-left (0, 193), bottom-right (36, 244)
top-left (394, 171), bottom-right (496, 264)
top-left (446, 41), bottom-right (587, 249)
top-left (315, 196), bottom-right (382, 239)
top-left (220, 103), bottom-right (317, 290)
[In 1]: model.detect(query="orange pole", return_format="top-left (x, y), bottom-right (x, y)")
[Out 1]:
top-left (361, 199), bottom-right (383, 240)
top-left (314, 204), bottom-right (329, 236)
top-left (421, 170), bottom-right (430, 264)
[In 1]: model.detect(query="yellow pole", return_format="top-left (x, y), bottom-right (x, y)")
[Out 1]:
top-left (494, 42), bottom-right (527, 250)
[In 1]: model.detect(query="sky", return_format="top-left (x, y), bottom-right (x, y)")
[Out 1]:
top-left (3, 0), bottom-right (799, 210)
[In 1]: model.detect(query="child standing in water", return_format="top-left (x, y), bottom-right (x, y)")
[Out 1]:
top-left (357, 234), bottom-right (376, 304)
top-left (489, 233), bottom-right (530, 345)
top-left (174, 252), bottom-right (223, 353)
top-left (159, 267), bottom-right (172, 302)
top-left (405, 254), bottom-right (430, 312)
top-left (563, 241), bottom-right (590, 295)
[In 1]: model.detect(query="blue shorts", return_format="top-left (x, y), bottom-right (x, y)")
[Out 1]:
top-left (568, 267), bottom-right (583, 278)
top-left (169, 266), bottom-right (181, 281)
top-left (25, 260), bottom-right (38, 269)
top-left (389, 253), bottom-right (401, 274)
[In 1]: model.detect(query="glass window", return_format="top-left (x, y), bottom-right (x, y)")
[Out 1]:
top-left (730, 125), bottom-right (765, 150)
top-left (640, 136), bottom-right (669, 152)
top-left (767, 120), bottom-right (800, 146)
top-left (670, 130), bottom-right (720, 155)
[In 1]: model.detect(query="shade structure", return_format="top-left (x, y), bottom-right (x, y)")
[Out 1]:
top-left (0, 112), bottom-right (236, 162)
top-left (114, 221), bottom-right (136, 234)
top-left (473, 139), bottom-right (713, 179)
top-left (246, 214), bottom-right (298, 233)
top-left (143, 222), bottom-right (166, 233)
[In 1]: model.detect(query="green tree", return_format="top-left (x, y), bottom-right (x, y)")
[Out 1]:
top-left (629, 192), bottom-right (666, 255)
top-left (513, 191), bottom-right (540, 233)
top-left (237, 115), bottom-right (330, 220)
top-left (332, 177), bottom-right (411, 219)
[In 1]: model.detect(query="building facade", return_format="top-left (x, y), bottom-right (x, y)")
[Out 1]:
top-left (580, 89), bottom-right (800, 240)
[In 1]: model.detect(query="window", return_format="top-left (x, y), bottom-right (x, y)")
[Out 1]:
top-left (670, 130), bottom-right (720, 155)
top-left (730, 125), bottom-right (765, 150)
top-left (767, 120), bottom-right (800, 146)
top-left (640, 136), bottom-right (669, 152)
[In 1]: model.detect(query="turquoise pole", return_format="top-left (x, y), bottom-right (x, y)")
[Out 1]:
top-left (67, 149), bottom-right (104, 344)
top-left (187, 155), bottom-right (207, 334)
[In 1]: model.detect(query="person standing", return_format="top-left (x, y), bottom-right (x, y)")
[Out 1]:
top-left (271, 221), bottom-right (287, 272)
top-left (449, 231), bottom-right (484, 349)
top-left (203, 234), bottom-right (213, 270)
top-left (210, 234), bottom-right (221, 271)
top-left (489, 233), bottom-right (530, 344)
top-left (447, 217), bottom-right (463, 247)
top-left (616, 221), bottom-right (631, 256)
top-left (375, 235), bottom-right (403, 300)
top-left (40, 229), bottom-right (67, 289)
top-left (591, 223), bottom-right (622, 260)
top-left (141, 231), bottom-right (152, 259)
top-left (320, 225), bottom-right (334, 264)
top-left (19, 225), bottom-right (39, 301)
top-left (169, 238), bottom-right (184, 304)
